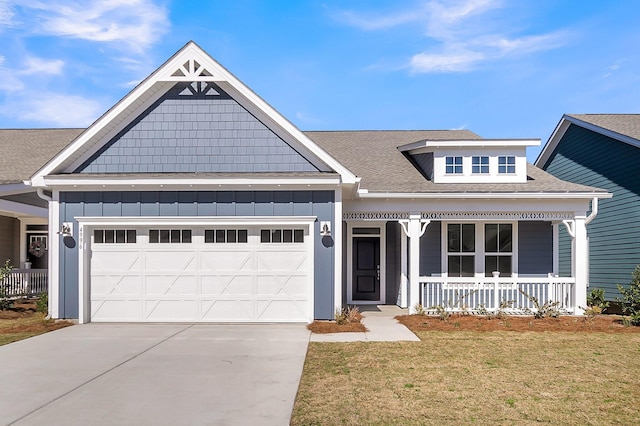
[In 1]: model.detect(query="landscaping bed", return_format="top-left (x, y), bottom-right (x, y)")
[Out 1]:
top-left (397, 313), bottom-right (640, 333)
top-left (0, 299), bottom-right (73, 346)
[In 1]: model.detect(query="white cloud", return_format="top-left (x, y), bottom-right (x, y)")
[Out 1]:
top-left (1, 92), bottom-right (103, 126)
top-left (0, 0), bottom-right (14, 27)
top-left (19, 57), bottom-right (64, 75)
top-left (16, 0), bottom-right (169, 53)
top-left (334, 0), bottom-right (568, 74)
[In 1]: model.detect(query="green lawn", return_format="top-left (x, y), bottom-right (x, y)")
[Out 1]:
top-left (292, 331), bottom-right (640, 425)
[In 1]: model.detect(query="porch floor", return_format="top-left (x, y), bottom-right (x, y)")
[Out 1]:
top-left (310, 305), bottom-right (420, 342)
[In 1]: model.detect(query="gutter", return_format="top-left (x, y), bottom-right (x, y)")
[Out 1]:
top-left (585, 197), bottom-right (599, 225)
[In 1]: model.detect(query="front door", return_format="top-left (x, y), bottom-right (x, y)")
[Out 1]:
top-left (26, 233), bottom-right (48, 269)
top-left (352, 237), bottom-right (380, 301)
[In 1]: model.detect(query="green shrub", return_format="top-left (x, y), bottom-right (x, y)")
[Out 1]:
top-left (36, 292), bottom-right (48, 314)
top-left (617, 266), bottom-right (640, 326)
top-left (0, 259), bottom-right (13, 310)
top-left (587, 288), bottom-right (609, 311)
top-left (518, 289), bottom-right (560, 319)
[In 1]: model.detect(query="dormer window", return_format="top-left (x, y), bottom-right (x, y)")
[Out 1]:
top-left (445, 156), bottom-right (463, 174)
top-left (472, 156), bottom-right (489, 174)
top-left (498, 156), bottom-right (516, 174)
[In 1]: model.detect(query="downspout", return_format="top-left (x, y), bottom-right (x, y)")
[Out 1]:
top-left (585, 197), bottom-right (598, 225)
top-left (35, 187), bottom-right (53, 320)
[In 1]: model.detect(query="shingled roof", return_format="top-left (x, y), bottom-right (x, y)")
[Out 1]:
top-left (306, 130), bottom-right (605, 194)
top-left (0, 129), bottom-right (83, 185)
top-left (566, 114), bottom-right (640, 141)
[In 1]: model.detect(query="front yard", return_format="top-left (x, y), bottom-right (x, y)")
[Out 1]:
top-left (0, 300), bottom-right (72, 346)
top-left (292, 319), bottom-right (640, 425)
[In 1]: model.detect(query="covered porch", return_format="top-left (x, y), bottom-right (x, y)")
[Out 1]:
top-left (343, 200), bottom-right (596, 315)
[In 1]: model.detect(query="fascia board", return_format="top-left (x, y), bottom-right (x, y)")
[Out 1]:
top-left (399, 139), bottom-right (540, 152)
top-left (535, 116), bottom-right (572, 167)
top-left (356, 191), bottom-right (612, 200)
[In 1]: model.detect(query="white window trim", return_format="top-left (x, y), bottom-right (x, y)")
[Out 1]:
top-left (441, 221), bottom-right (519, 277)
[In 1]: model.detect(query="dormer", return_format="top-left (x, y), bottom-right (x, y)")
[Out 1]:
top-left (399, 139), bottom-right (540, 184)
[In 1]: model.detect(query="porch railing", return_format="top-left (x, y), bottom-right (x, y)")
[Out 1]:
top-left (419, 274), bottom-right (576, 314)
top-left (1, 269), bottom-right (48, 298)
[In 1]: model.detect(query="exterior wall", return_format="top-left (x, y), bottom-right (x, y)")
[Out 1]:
top-left (77, 82), bottom-right (318, 173)
top-left (385, 221), bottom-right (401, 304)
top-left (542, 124), bottom-right (640, 297)
top-left (419, 221), bottom-right (442, 276)
top-left (411, 152), bottom-right (434, 180)
top-left (57, 190), bottom-right (335, 320)
top-left (0, 215), bottom-right (19, 265)
top-left (518, 221), bottom-right (553, 274)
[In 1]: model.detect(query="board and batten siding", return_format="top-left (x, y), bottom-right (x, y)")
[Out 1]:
top-left (0, 215), bottom-right (19, 266)
top-left (518, 221), bottom-right (553, 275)
top-left (419, 221), bottom-right (442, 276)
top-left (542, 123), bottom-right (640, 297)
top-left (57, 190), bottom-right (335, 320)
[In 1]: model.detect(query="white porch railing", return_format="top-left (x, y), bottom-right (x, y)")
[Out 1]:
top-left (1, 269), bottom-right (48, 298)
top-left (419, 275), bottom-right (576, 314)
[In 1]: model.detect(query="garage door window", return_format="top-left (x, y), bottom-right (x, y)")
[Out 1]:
top-left (94, 229), bottom-right (137, 244)
top-left (261, 229), bottom-right (304, 243)
top-left (149, 229), bottom-right (192, 243)
top-left (205, 229), bottom-right (248, 243)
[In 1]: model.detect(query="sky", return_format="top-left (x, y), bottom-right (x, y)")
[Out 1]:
top-left (0, 0), bottom-right (639, 162)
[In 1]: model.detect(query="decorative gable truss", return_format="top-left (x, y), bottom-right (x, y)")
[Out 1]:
top-left (28, 41), bottom-right (357, 187)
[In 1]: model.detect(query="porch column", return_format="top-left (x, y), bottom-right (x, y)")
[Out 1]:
top-left (573, 215), bottom-right (588, 315)
top-left (399, 229), bottom-right (408, 308)
top-left (552, 222), bottom-right (559, 276)
top-left (408, 214), bottom-right (421, 314)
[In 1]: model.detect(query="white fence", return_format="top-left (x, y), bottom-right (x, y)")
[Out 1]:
top-left (1, 269), bottom-right (48, 298)
top-left (419, 275), bottom-right (575, 314)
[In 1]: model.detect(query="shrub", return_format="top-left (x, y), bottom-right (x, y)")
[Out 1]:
top-left (412, 303), bottom-right (426, 316)
top-left (617, 266), bottom-right (640, 326)
top-left (518, 289), bottom-right (561, 319)
top-left (335, 306), bottom-right (362, 325)
top-left (36, 292), bottom-right (48, 314)
top-left (0, 259), bottom-right (13, 310)
top-left (587, 288), bottom-right (609, 311)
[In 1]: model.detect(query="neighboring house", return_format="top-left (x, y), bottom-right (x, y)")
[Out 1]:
top-left (8, 42), bottom-right (609, 323)
top-left (536, 114), bottom-right (640, 300)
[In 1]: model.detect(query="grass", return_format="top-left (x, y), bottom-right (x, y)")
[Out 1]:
top-left (292, 331), bottom-right (640, 425)
top-left (0, 301), bottom-right (72, 346)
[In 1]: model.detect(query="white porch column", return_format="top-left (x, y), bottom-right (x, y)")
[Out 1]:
top-left (552, 222), bottom-right (559, 276)
top-left (408, 214), bottom-right (421, 314)
top-left (399, 229), bottom-right (408, 308)
top-left (573, 215), bottom-right (588, 315)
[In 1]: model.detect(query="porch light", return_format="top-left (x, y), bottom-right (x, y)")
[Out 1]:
top-left (320, 221), bottom-right (331, 237)
top-left (58, 222), bottom-right (73, 237)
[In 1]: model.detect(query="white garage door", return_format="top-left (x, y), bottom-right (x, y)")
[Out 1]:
top-left (89, 226), bottom-right (312, 322)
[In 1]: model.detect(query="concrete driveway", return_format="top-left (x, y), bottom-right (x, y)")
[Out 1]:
top-left (0, 323), bottom-right (310, 425)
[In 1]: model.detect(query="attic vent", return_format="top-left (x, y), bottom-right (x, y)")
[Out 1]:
top-left (178, 82), bottom-right (221, 96)
top-left (170, 59), bottom-right (214, 80)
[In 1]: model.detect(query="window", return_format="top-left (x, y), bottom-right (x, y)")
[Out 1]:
top-left (498, 156), bottom-right (515, 174)
top-left (445, 156), bottom-right (463, 174)
top-left (472, 156), bottom-right (489, 174)
top-left (205, 229), bottom-right (248, 243)
top-left (260, 229), bottom-right (304, 243)
top-left (446, 224), bottom-right (475, 277)
top-left (94, 229), bottom-right (137, 244)
top-left (149, 229), bottom-right (191, 243)
top-left (484, 224), bottom-right (512, 277)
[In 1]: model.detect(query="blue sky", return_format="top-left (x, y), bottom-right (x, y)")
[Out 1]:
top-left (0, 0), bottom-right (639, 162)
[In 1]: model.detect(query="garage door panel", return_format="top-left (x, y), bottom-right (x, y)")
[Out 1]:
top-left (201, 300), bottom-right (253, 321)
top-left (201, 251), bottom-right (252, 270)
top-left (90, 225), bottom-right (312, 322)
top-left (92, 300), bottom-right (142, 322)
top-left (145, 251), bottom-right (197, 271)
top-left (145, 276), bottom-right (198, 295)
top-left (92, 276), bottom-right (144, 296)
top-left (145, 299), bottom-right (197, 321)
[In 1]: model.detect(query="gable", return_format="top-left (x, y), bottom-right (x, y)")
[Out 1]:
top-left (75, 82), bottom-right (319, 174)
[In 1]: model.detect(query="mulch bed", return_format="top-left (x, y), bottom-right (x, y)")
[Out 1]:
top-left (307, 321), bottom-right (367, 334)
top-left (0, 300), bottom-right (73, 334)
top-left (397, 314), bottom-right (640, 333)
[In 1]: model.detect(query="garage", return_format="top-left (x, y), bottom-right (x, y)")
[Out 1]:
top-left (86, 222), bottom-right (313, 323)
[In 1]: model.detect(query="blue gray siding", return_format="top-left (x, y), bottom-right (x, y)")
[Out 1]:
top-left (0, 215), bottom-right (19, 266)
top-left (385, 221), bottom-right (401, 304)
top-left (518, 221), bottom-right (552, 275)
top-left (411, 152), bottom-right (434, 180)
top-left (542, 123), bottom-right (640, 297)
top-left (419, 221), bottom-right (442, 276)
top-left (58, 190), bottom-right (335, 319)
top-left (77, 82), bottom-right (318, 173)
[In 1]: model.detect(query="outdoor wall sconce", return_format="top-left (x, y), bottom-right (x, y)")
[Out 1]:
top-left (320, 221), bottom-right (331, 237)
top-left (59, 222), bottom-right (73, 237)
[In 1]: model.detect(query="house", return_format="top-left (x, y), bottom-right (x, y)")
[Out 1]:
top-left (6, 42), bottom-right (610, 323)
top-left (536, 114), bottom-right (640, 301)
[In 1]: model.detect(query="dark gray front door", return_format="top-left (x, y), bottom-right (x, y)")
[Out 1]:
top-left (352, 237), bottom-right (380, 301)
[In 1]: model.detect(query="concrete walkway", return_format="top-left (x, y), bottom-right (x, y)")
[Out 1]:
top-left (1, 323), bottom-right (310, 426)
top-left (310, 305), bottom-right (420, 342)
